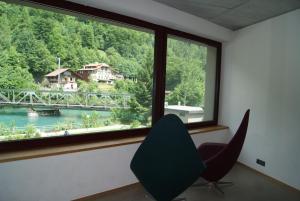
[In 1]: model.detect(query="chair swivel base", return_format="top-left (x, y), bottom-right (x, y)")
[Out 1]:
top-left (192, 181), bottom-right (234, 194)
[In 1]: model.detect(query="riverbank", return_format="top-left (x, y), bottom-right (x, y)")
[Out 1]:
top-left (0, 124), bottom-right (133, 141)
top-left (40, 124), bottom-right (131, 137)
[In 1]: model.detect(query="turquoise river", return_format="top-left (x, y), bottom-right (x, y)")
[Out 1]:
top-left (0, 107), bottom-right (111, 131)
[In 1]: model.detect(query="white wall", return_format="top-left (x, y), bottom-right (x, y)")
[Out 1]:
top-left (0, 1), bottom-right (234, 201)
top-left (0, 130), bottom-right (229, 201)
top-left (69, 0), bottom-right (232, 42)
top-left (220, 9), bottom-right (300, 190)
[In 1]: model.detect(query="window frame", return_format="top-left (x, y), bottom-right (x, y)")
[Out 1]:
top-left (0, 0), bottom-right (222, 152)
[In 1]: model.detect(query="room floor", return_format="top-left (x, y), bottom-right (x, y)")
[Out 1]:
top-left (88, 164), bottom-right (300, 201)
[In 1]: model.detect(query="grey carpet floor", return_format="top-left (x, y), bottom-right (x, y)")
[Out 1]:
top-left (90, 164), bottom-right (300, 201)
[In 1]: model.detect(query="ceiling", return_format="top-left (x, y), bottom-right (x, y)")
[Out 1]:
top-left (152, 0), bottom-right (300, 30)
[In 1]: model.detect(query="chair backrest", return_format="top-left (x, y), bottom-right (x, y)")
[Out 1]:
top-left (203, 110), bottom-right (250, 181)
top-left (130, 114), bottom-right (206, 201)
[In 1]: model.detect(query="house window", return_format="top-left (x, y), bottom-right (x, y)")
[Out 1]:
top-left (0, 0), bottom-right (221, 150)
top-left (164, 36), bottom-right (217, 124)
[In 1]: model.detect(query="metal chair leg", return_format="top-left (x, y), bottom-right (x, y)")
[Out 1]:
top-left (217, 181), bottom-right (234, 186)
top-left (212, 182), bottom-right (224, 194)
top-left (192, 181), bottom-right (209, 187)
top-left (192, 180), bottom-right (234, 194)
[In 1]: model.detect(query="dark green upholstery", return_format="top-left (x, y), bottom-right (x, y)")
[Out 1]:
top-left (130, 114), bottom-right (206, 201)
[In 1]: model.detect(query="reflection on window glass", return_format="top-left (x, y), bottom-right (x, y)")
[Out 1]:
top-left (164, 36), bottom-right (217, 123)
top-left (0, 1), bottom-right (154, 141)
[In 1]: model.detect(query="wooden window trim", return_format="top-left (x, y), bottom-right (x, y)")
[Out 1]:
top-left (0, 0), bottom-right (222, 152)
top-left (0, 126), bottom-right (228, 163)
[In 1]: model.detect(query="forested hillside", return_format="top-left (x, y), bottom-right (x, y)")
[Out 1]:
top-left (0, 1), bottom-right (153, 84)
top-left (0, 1), bottom-right (207, 123)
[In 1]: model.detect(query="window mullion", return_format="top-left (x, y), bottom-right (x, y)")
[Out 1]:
top-left (152, 29), bottom-right (167, 125)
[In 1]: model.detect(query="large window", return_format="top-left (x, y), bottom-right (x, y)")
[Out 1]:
top-left (165, 36), bottom-right (217, 123)
top-left (0, 1), bottom-right (154, 142)
top-left (0, 0), bottom-right (221, 150)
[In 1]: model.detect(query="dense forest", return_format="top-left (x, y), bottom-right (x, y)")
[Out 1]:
top-left (0, 1), bottom-right (154, 83)
top-left (0, 1), bottom-right (207, 126)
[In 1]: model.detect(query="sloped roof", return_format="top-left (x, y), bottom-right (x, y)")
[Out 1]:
top-left (84, 62), bottom-right (109, 67)
top-left (78, 63), bottom-right (110, 71)
top-left (45, 68), bottom-right (69, 77)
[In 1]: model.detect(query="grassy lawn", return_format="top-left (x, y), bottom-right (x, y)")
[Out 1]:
top-left (98, 83), bottom-right (115, 92)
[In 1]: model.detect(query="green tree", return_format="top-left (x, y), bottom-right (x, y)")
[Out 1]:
top-left (106, 47), bottom-right (140, 79)
top-left (0, 47), bottom-right (36, 89)
top-left (0, 14), bottom-right (11, 51)
top-left (77, 80), bottom-right (99, 93)
top-left (166, 60), bottom-right (205, 106)
top-left (0, 65), bottom-right (35, 89)
top-left (165, 54), bottom-right (184, 91)
top-left (32, 17), bottom-right (54, 43)
top-left (47, 23), bottom-right (68, 59)
top-left (113, 50), bottom-right (153, 125)
top-left (80, 24), bottom-right (95, 49)
top-left (165, 38), bottom-right (206, 106)
top-left (13, 30), bottom-right (56, 79)
top-left (0, 47), bottom-right (36, 90)
top-left (81, 112), bottom-right (101, 128)
top-left (26, 39), bottom-right (56, 79)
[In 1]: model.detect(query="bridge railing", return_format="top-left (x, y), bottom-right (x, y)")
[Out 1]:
top-left (0, 89), bottom-right (132, 110)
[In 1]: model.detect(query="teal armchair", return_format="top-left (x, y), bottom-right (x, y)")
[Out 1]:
top-left (130, 114), bottom-right (206, 201)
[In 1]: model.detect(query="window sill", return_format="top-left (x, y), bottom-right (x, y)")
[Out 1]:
top-left (0, 125), bottom-right (227, 163)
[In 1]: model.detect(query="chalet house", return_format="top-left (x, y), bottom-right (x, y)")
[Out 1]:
top-left (77, 63), bottom-right (124, 84)
top-left (45, 68), bottom-right (80, 91)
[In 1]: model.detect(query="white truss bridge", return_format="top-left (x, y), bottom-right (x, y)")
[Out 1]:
top-left (0, 89), bottom-right (132, 111)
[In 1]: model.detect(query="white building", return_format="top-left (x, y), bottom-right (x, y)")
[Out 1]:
top-left (77, 63), bottom-right (123, 84)
top-left (45, 68), bottom-right (79, 91)
top-left (164, 105), bottom-right (204, 123)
